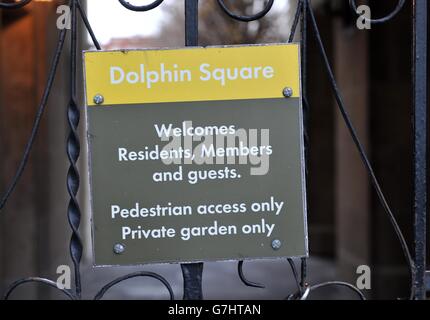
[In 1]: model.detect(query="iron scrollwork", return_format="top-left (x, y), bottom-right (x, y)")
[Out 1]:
top-left (0, 0), bottom-right (419, 300)
top-left (0, 0), bottom-right (32, 9)
top-left (216, 0), bottom-right (274, 22)
top-left (118, 0), bottom-right (164, 12)
top-left (349, 0), bottom-right (406, 24)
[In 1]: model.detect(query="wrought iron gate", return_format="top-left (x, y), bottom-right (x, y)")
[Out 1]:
top-left (0, 0), bottom-right (427, 300)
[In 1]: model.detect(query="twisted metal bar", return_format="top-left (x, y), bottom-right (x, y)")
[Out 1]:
top-left (3, 277), bottom-right (76, 300)
top-left (0, 0), bottom-right (31, 9)
top-left (217, 0), bottom-right (274, 22)
top-left (67, 0), bottom-right (83, 299)
top-left (349, 0), bottom-right (406, 24)
top-left (94, 271), bottom-right (174, 300)
top-left (306, 1), bottom-right (415, 299)
top-left (118, 0), bottom-right (164, 12)
top-left (237, 261), bottom-right (265, 288)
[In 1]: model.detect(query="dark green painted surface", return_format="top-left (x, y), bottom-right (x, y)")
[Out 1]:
top-left (87, 98), bottom-right (308, 266)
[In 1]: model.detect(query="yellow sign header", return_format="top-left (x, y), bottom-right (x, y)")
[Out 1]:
top-left (84, 44), bottom-right (300, 106)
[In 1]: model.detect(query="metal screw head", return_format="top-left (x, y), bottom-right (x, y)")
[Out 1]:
top-left (113, 243), bottom-right (125, 254)
top-left (93, 94), bottom-right (104, 105)
top-left (271, 239), bottom-right (282, 250)
top-left (282, 87), bottom-right (293, 98)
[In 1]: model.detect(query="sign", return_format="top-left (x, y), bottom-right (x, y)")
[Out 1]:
top-left (83, 44), bottom-right (308, 266)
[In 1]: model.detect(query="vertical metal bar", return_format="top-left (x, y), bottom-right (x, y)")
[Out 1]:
top-left (181, 0), bottom-right (203, 301)
top-left (300, 0), bottom-right (309, 290)
top-left (301, 0), bottom-right (307, 98)
top-left (185, 0), bottom-right (199, 46)
top-left (181, 263), bottom-right (204, 300)
top-left (412, 0), bottom-right (427, 300)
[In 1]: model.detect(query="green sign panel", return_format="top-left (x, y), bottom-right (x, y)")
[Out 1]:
top-left (84, 44), bottom-right (308, 266)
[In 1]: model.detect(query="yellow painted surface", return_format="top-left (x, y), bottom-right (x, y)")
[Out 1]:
top-left (84, 44), bottom-right (300, 106)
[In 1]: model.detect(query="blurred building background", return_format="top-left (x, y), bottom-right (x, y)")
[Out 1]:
top-left (0, 0), bottom-right (428, 299)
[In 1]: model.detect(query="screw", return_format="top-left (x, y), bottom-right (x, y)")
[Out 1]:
top-left (93, 94), bottom-right (104, 105)
top-left (282, 87), bottom-right (293, 98)
top-left (113, 243), bottom-right (125, 254)
top-left (271, 239), bottom-right (282, 250)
